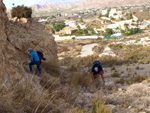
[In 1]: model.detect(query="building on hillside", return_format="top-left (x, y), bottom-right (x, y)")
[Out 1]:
top-left (78, 23), bottom-right (87, 29)
top-left (56, 26), bottom-right (78, 35)
top-left (65, 19), bottom-right (78, 28)
top-left (102, 9), bottom-right (108, 15)
top-left (101, 17), bottom-right (111, 21)
top-left (38, 18), bottom-right (47, 22)
top-left (109, 9), bottom-right (123, 20)
top-left (115, 20), bottom-right (132, 30)
top-left (132, 15), bottom-right (138, 22)
top-left (109, 8), bottom-right (117, 17)
top-left (107, 24), bottom-right (121, 29)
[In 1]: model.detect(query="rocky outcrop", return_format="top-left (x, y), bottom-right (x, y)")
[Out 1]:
top-left (0, 0), bottom-right (59, 85)
top-left (0, 0), bottom-right (60, 112)
top-left (0, 0), bottom-right (24, 82)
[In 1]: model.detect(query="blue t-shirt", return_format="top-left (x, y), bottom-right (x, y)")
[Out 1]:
top-left (30, 51), bottom-right (40, 62)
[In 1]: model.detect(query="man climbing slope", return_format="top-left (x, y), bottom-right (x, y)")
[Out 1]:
top-left (28, 48), bottom-right (41, 74)
top-left (91, 61), bottom-right (105, 86)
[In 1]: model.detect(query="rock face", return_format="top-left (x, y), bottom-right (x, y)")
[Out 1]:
top-left (0, 0), bottom-right (59, 84)
top-left (0, 0), bottom-right (60, 112)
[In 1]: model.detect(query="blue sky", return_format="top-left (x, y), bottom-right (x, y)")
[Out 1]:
top-left (3, 0), bottom-right (41, 8)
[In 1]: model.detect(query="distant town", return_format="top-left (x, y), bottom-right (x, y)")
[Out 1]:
top-left (37, 3), bottom-right (150, 40)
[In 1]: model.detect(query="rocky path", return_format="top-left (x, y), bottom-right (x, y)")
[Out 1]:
top-left (77, 43), bottom-right (98, 57)
top-left (99, 46), bottom-right (116, 57)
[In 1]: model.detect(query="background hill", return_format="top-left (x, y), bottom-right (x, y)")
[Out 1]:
top-left (37, 0), bottom-right (84, 5)
top-left (32, 0), bottom-right (150, 12)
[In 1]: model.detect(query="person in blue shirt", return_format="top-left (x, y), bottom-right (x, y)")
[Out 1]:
top-left (28, 48), bottom-right (41, 74)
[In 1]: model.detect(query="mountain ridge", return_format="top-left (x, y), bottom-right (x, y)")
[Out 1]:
top-left (37, 0), bottom-right (84, 5)
top-left (32, 0), bottom-right (150, 13)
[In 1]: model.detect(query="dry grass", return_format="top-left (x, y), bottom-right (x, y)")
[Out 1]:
top-left (134, 12), bottom-right (150, 21)
top-left (92, 99), bottom-right (112, 113)
top-left (126, 76), bottom-right (147, 85)
top-left (87, 20), bottom-right (103, 29)
top-left (69, 72), bottom-right (92, 87)
top-left (67, 99), bottom-right (112, 113)
top-left (0, 73), bottom-right (69, 113)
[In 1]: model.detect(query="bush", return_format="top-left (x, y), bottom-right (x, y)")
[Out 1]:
top-left (11, 5), bottom-right (32, 19)
top-left (53, 21), bottom-right (66, 32)
top-left (72, 37), bottom-right (76, 39)
top-left (126, 76), bottom-right (146, 85)
top-left (103, 28), bottom-right (113, 37)
top-left (135, 66), bottom-right (139, 70)
top-left (92, 99), bottom-right (112, 113)
top-left (146, 78), bottom-right (150, 83)
top-left (97, 37), bottom-right (102, 40)
top-left (120, 77), bottom-right (125, 84)
top-left (69, 72), bottom-right (92, 87)
top-left (124, 28), bottom-right (142, 36)
top-left (111, 71), bottom-right (120, 77)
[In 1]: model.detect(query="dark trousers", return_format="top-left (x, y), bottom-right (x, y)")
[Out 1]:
top-left (29, 61), bottom-right (41, 74)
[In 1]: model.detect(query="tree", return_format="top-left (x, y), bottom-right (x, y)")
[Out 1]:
top-left (54, 21), bottom-right (66, 32)
top-left (103, 28), bottom-right (113, 37)
top-left (51, 15), bottom-right (56, 19)
top-left (12, 3), bottom-right (15, 7)
top-left (11, 5), bottom-right (32, 19)
top-left (51, 28), bottom-right (55, 34)
top-left (80, 18), bottom-right (83, 23)
top-left (77, 25), bottom-right (81, 30)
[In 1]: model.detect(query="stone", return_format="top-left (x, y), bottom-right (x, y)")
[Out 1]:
top-left (118, 88), bottom-right (122, 92)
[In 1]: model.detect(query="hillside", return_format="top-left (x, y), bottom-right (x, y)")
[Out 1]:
top-left (2, 0), bottom-right (150, 112)
top-left (32, 0), bottom-right (150, 13)
top-left (37, 0), bottom-right (83, 5)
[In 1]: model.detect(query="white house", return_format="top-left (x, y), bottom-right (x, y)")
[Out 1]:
top-left (101, 17), bottom-right (111, 21)
top-left (38, 18), bottom-right (47, 22)
top-left (65, 19), bottom-right (77, 28)
top-left (109, 8), bottom-right (117, 18)
top-left (132, 15), bottom-right (138, 22)
top-left (102, 9), bottom-right (108, 15)
top-left (109, 9), bottom-right (123, 20)
top-left (78, 23), bottom-right (87, 29)
top-left (107, 24), bottom-right (121, 29)
top-left (115, 20), bottom-right (133, 30)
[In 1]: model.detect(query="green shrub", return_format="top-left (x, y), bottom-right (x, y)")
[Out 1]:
top-left (92, 99), bottom-right (112, 113)
top-left (135, 66), bottom-right (139, 70)
top-left (53, 21), bottom-right (66, 32)
top-left (11, 5), bottom-right (32, 19)
top-left (111, 71), bottom-right (120, 77)
top-left (97, 37), bottom-right (102, 40)
top-left (126, 76), bottom-right (146, 85)
top-left (103, 28), bottom-right (113, 37)
top-left (72, 37), bottom-right (76, 39)
top-left (146, 78), bottom-right (150, 83)
top-left (120, 77), bottom-right (125, 84)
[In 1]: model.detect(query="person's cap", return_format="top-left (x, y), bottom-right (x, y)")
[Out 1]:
top-left (28, 48), bottom-right (33, 51)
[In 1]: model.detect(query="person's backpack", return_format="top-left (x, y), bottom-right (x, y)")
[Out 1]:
top-left (93, 60), bottom-right (101, 65)
top-left (37, 51), bottom-right (46, 61)
top-left (92, 60), bottom-right (103, 74)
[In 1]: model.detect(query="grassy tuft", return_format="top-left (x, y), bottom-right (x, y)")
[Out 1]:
top-left (126, 76), bottom-right (146, 85)
top-left (92, 99), bottom-right (112, 113)
top-left (69, 72), bottom-right (92, 87)
top-left (146, 78), bottom-right (150, 83)
top-left (111, 71), bottom-right (120, 77)
top-left (120, 77), bottom-right (125, 84)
